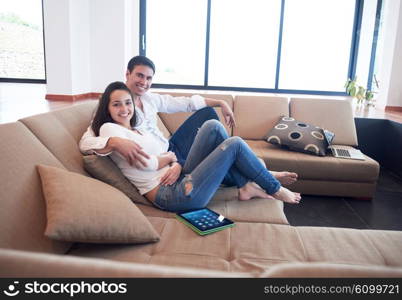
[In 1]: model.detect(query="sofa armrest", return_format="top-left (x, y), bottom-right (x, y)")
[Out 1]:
top-left (0, 248), bottom-right (248, 278)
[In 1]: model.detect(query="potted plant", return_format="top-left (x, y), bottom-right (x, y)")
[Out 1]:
top-left (345, 76), bottom-right (379, 107)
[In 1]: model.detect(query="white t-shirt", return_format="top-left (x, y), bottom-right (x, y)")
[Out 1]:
top-left (79, 92), bottom-right (206, 154)
top-left (99, 122), bottom-right (170, 195)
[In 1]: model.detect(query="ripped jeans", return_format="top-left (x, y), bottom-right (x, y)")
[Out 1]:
top-left (154, 120), bottom-right (281, 212)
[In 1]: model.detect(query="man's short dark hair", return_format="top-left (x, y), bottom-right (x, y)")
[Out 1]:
top-left (127, 56), bottom-right (155, 74)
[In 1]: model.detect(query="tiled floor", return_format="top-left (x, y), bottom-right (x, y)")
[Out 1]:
top-left (2, 82), bottom-right (402, 231)
top-left (284, 168), bottom-right (402, 231)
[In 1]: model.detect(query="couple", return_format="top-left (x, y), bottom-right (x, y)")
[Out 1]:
top-left (80, 56), bottom-right (301, 212)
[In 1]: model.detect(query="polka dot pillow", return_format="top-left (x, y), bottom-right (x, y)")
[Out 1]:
top-left (266, 116), bottom-right (329, 156)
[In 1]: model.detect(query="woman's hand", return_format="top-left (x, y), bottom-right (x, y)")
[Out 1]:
top-left (160, 162), bottom-right (182, 186)
top-left (166, 151), bottom-right (177, 163)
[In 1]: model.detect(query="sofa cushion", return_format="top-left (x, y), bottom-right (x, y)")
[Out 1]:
top-left (37, 164), bottom-right (160, 244)
top-left (233, 96), bottom-right (289, 140)
top-left (70, 220), bottom-right (402, 275)
top-left (157, 93), bottom-right (233, 135)
top-left (69, 219), bottom-right (305, 273)
top-left (136, 186), bottom-right (289, 225)
top-left (83, 155), bottom-right (152, 206)
top-left (266, 116), bottom-right (328, 156)
top-left (0, 122), bottom-right (71, 254)
top-left (290, 98), bottom-right (358, 146)
top-left (246, 140), bottom-right (379, 182)
top-left (19, 102), bottom-right (98, 175)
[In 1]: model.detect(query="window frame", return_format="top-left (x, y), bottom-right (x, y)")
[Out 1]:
top-left (140, 0), bottom-right (380, 96)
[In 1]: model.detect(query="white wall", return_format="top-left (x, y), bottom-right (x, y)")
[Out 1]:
top-left (385, 0), bottom-right (402, 107)
top-left (377, 0), bottom-right (402, 108)
top-left (70, 0), bottom-right (91, 94)
top-left (43, 0), bottom-right (139, 96)
top-left (90, 0), bottom-right (140, 93)
top-left (43, 0), bottom-right (73, 95)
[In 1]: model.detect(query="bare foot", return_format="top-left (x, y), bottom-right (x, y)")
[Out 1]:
top-left (273, 187), bottom-right (301, 204)
top-left (238, 182), bottom-right (275, 201)
top-left (271, 171), bottom-right (298, 185)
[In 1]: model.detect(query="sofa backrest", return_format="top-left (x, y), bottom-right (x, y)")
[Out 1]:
top-left (233, 96), bottom-right (289, 139)
top-left (156, 92), bottom-right (233, 135)
top-left (0, 122), bottom-right (72, 254)
top-left (19, 102), bottom-right (98, 175)
top-left (290, 98), bottom-right (358, 146)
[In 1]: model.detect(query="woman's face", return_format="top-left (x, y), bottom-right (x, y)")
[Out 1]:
top-left (108, 89), bottom-right (134, 128)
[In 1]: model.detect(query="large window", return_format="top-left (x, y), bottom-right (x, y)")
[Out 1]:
top-left (141, 0), bottom-right (381, 95)
top-left (0, 0), bottom-right (45, 82)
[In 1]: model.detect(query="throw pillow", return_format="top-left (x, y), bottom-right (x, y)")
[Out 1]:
top-left (37, 164), bottom-right (160, 244)
top-left (266, 116), bottom-right (328, 156)
top-left (83, 155), bottom-right (151, 206)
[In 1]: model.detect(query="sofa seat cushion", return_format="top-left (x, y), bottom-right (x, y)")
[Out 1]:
top-left (296, 226), bottom-right (402, 266)
top-left (136, 186), bottom-right (288, 225)
top-left (69, 219), bottom-right (305, 273)
top-left (69, 219), bottom-right (402, 275)
top-left (246, 140), bottom-right (379, 183)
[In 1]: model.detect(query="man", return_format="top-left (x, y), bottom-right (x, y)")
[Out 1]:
top-left (79, 55), bottom-right (236, 186)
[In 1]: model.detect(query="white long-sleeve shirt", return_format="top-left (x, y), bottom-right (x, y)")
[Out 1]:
top-left (79, 92), bottom-right (206, 154)
top-left (99, 122), bottom-right (169, 195)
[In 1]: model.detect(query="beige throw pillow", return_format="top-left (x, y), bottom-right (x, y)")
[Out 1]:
top-left (83, 155), bottom-right (151, 206)
top-left (37, 164), bottom-right (160, 244)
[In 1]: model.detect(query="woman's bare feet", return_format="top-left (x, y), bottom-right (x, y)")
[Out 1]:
top-left (271, 171), bottom-right (298, 185)
top-left (273, 187), bottom-right (301, 204)
top-left (238, 182), bottom-right (275, 201)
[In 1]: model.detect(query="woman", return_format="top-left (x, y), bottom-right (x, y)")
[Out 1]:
top-left (92, 81), bottom-right (301, 212)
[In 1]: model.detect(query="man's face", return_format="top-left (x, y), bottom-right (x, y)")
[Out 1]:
top-left (125, 65), bottom-right (154, 96)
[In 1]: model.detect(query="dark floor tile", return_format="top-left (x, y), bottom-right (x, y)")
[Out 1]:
top-left (284, 195), bottom-right (369, 229)
top-left (345, 190), bottom-right (402, 231)
top-left (376, 168), bottom-right (402, 193)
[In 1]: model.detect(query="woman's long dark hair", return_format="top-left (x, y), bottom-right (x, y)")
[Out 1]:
top-left (91, 81), bottom-right (137, 136)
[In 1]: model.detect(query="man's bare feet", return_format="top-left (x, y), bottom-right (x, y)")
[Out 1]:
top-left (271, 171), bottom-right (298, 185)
top-left (238, 182), bottom-right (275, 201)
top-left (273, 187), bottom-right (301, 204)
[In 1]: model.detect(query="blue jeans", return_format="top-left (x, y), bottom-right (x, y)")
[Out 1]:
top-left (154, 120), bottom-right (281, 212)
top-left (167, 107), bottom-right (241, 186)
top-left (168, 107), bottom-right (219, 167)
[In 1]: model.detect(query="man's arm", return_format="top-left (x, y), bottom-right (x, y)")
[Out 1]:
top-left (204, 98), bottom-right (236, 128)
top-left (79, 125), bottom-right (150, 167)
top-left (154, 93), bottom-right (236, 128)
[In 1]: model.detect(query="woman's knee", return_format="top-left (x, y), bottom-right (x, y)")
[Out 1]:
top-left (220, 136), bottom-right (244, 150)
top-left (201, 119), bottom-right (225, 134)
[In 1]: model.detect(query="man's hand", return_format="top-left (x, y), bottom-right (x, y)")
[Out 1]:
top-left (108, 137), bottom-right (150, 167)
top-left (204, 98), bottom-right (237, 128)
top-left (220, 100), bottom-right (236, 128)
top-left (160, 162), bottom-right (182, 186)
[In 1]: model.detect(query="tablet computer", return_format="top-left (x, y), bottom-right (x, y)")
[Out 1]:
top-left (176, 208), bottom-right (235, 236)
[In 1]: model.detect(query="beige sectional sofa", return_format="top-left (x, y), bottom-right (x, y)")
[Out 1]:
top-left (1, 93), bottom-right (401, 278)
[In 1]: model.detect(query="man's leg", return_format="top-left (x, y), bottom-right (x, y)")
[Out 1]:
top-left (168, 107), bottom-right (219, 164)
top-left (169, 109), bottom-right (249, 187)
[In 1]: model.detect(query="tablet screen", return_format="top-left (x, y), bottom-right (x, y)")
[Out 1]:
top-left (178, 208), bottom-right (233, 232)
